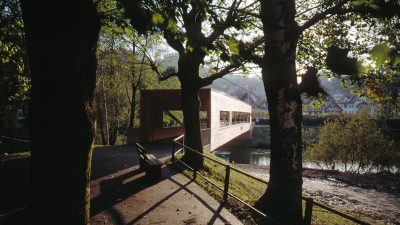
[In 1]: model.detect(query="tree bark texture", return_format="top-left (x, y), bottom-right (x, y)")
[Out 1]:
top-left (129, 83), bottom-right (137, 128)
top-left (101, 78), bottom-right (110, 145)
top-left (109, 123), bottom-right (118, 145)
top-left (255, 1), bottom-right (303, 224)
top-left (178, 53), bottom-right (204, 169)
top-left (21, 0), bottom-right (100, 224)
top-left (129, 43), bottom-right (136, 129)
top-left (94, 90), bottom-right (108, 146)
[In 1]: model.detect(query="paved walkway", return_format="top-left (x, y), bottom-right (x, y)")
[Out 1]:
top-left (90, 144), bottom-right (243, 225)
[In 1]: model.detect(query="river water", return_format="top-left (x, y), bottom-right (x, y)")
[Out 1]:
top-left (214, 147), bottom-right (398, 173)
top-left (214, 147), bottom-right (271, 166)
top-left (214, 147), bottom-right (321, 168)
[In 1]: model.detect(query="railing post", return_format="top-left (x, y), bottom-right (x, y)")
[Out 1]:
top-left (304, 197), bottom-right (313, 225)
top-left (193, 167), bottom-right (197, 180)
top-left (223, 165), bottom-right (231, 203)
top-left (182, 136), bottom-right (185, 154)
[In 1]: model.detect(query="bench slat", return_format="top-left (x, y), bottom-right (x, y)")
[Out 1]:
top-left (135, 143), bottom-right (162, 178)
top-left (147, 154), bottom-right (163, 165)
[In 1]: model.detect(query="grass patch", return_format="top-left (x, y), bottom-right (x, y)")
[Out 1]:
top-left (170, 152), bottom-right (379, 225)
top-left (171, 152), bottom-right (263, 224)
top-left (310, 205), bottom-right (379, 225)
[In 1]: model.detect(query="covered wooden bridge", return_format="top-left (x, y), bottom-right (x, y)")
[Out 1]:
top-left (128, 88), bottom-right (252, 151)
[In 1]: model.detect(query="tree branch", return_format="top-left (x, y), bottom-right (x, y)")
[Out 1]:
top-left (199, 64), bottom-right (238, 87)
top-left (300, 0), bottom-right (400, 33)
top-left (299, 0), bottom-right (350, 33)
top-left (135, 48), bottom-right (146, 88)
top-left (159, 72), bottom-right (178, 81)
top-left (164, 31), bottom-right (185, 54)
top-left (296, 2), bottom-right (325, 18)
top-left (238, 37), bottom-right (264, 65)
top-left (203, 0), bottom-right (242, 46)
top-left (209, 2), bottom-right (260, 18)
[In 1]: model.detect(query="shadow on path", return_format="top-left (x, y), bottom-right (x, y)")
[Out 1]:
top-left (91, 146), bottom-right (139, 180)
top-left (125, 178), bottom-right (193, 225)
top-left (92, 165), bottom-right (233, 225)
top-left (91, 168), bottom-right (166, 224)
top-left (166, 177), bottom-right (229, 225)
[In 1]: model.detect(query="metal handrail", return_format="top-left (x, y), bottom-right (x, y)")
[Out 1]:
top-left (172, 137), bottom-right (276, 224)
top-left (174, 136), bottom-right (226, 166)
top-left (302, 196), bottom-right (369, 225)
top-left (171, 136), bottom-right (370, 225)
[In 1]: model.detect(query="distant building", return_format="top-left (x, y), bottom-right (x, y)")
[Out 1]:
top-left (336, 94), bottom-right (375, 115)
top-left (303, 93), bottom-right (376, 115)
top-left (303, 98), bottom-right (342, 115)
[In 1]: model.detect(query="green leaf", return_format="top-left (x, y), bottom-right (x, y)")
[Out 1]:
top-left (227, 37), bottom-right (239, 55)
top-left (369, 4), bottom-right (380, 10)
top-left (123, 27), bottom-right (133, 35)
top-left (352, 0), bottom-right (367, 6)
top-left (187, 45), bottom-right (193, 53)
top-left (152, 13), bottom-right (165, 25)
top-left (167, 19), bottom-right (178, 33)
top-left (200, 46), bottom-right (210, 55)
top-left (394, 56), bottom-right (400, 65)
top-left (369, 43), bottom-right (391, 68)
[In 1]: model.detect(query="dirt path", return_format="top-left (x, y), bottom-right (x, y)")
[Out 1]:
top-left (235, 164), bottom-right (400, 225)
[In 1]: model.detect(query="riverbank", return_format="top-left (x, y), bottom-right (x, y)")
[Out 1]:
top-left (235, 164), bottom-right (400, 225)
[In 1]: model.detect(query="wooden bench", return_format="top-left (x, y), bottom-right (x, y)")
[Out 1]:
top-left (135, 143), bottom-right (162, 178)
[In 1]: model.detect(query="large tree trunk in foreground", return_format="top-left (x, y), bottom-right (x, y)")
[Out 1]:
top-left (181, 85), bottom-right (204, 169)
top-left (178, 54), bottom-right (204, 169)
top-left (255, 1), bottom-right (303, 224)
top-left (21, 0), bottom-right (100, 224)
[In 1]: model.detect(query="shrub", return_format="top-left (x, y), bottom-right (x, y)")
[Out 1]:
top-left (304, 111), bottom-right (400, 173)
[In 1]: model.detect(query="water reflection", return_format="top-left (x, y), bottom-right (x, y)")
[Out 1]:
top-left (249, 151), bottom-right (270, 166)
top-left (214, 148), bottom-right (271, 166)
top-left (215, 148), bottom-right (398, 173)
top-left (215, 151), bottom-right (230, 162)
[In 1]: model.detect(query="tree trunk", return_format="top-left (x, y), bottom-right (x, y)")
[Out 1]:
top-left (102, 78), bottom-right (110, 145)
top-left (99, 117), bottom-right (108, 146)
top-left (129, 84), bottom-right (137, 128)
top-left (21, 0), bottom-right (100, 224)
top-left (178, 53), bottom-right (204, 169)
top-left (129, 42), bottom-right (136, 129)
top-left (255, 1), bottom-right (303, 224)
top-left (109, 123), bottom-right (118, 145)
top-left (180, 85), bottom-right (204, 169)
top-left (95, 92), bottom-right (108, 146)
